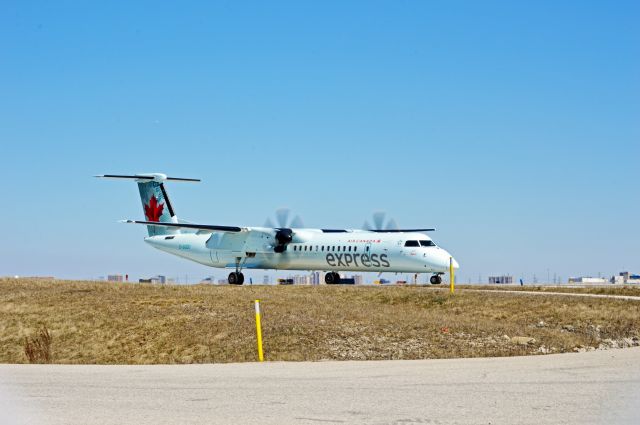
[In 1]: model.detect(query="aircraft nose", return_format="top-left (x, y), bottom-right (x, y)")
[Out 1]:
top-left (452, 257), bottom-right (460, 269)
top-left (440, 250), bottom-right (459, 270)
top-left (424, 248), bottom-right (459, 273)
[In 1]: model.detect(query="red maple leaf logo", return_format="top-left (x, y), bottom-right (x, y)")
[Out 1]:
top-left (144, 196), bottom-right (164, 222)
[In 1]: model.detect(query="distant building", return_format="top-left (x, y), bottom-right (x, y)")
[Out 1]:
top-left (310, 272), bottom-right (321, 285)
top-left (107, 274), bottom-right (124, 282)
top-left (13, 276), bottom-right (55, 281)
top-left (291, 274), bottom-right (310, 285)
top-left (137, 275), bottom-right (167, 284)
top-left (568, 277), bottom-right (607, 284)
top-left (263, 275), bottom-right (270, 285)
top-left (610, 275), bottom-right (625, 284)
top-left (488, 275), bottom-right (513, 284)
top-left (353, 275), bottom-right (363, 285)
top-left (612, 272), bottom-right (640, 284)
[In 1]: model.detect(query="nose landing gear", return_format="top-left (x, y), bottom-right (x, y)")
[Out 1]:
top-left (324, 272), bottom-right (341, 284)
top-left (430, 274), bottom-right (442, 285)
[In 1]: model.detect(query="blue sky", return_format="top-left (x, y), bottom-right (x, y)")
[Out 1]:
top-left (1, 1), bottom-right (638, 283)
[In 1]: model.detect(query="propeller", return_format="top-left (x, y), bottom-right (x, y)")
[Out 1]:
top-left (264, 208), bottom-right (304, 229)
top-left (363, 211), bottom-right (436, 233)
top-left (264, 208), bottom-right (305, 253)
top-left (363, 211), bottom-right (399, 231)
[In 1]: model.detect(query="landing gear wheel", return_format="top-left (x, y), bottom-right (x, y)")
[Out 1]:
top-left (228, 272), bottom-right (244, 285)
top-left (430, 275), bottom-right (442, 285)
top-left (325, 272), bottom-right (341, 285)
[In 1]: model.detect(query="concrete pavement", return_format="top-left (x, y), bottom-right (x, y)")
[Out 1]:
top-left (1, 348), bottom-right (639, 425)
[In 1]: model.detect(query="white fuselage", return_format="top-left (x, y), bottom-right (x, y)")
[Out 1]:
top-left (144, 228), bottom-right (459, 274)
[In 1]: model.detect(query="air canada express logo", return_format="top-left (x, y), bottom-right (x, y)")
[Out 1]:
top-left (144, 196), bottom-right (164, 222)
top-left (325, 253), bottom-right (390, 268)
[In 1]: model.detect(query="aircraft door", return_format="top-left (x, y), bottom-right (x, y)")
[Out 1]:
top-left (209, 249), bottom-right (219, 265)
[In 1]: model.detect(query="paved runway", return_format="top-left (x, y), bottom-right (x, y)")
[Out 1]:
top-left (2, 348), bottom-right (639, 425)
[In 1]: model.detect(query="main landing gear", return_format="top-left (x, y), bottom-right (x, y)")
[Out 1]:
top-left (228, 271), bottom-right (244, 285)
top-left (430, 274), bottom-right (442, 285)
top-left (228, 257), bottom-right (245, 285)
top-left (324, 272), bottom-right (341, 285)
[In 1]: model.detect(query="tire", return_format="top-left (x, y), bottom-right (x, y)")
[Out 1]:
top-left (325, 272), bottom-right (335, 284)
top-left (430, 275), bottom-right (440, 285)
top-left (228, 272), bottom-right (238, 285)
top-left (333, 272), bottom-right (341, 284)
top-left (238, 273), bottom-right (245, 285)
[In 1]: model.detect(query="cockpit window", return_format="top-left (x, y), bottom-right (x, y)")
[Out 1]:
top-left (420, 240), bottom-right (436, 247)
top-left (404, 240), bottom-right (420, 247)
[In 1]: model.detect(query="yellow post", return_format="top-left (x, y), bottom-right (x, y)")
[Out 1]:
top-left (449, 257), bottom-right (455, 294)
top-left (254, 300), bottom-right (264, 362)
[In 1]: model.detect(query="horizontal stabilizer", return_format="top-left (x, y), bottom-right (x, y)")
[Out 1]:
top-left (369, 228), bottom-right (436, 233)
top-left (96, 174), bottom-right (200, 182)
top-left (122, 220), bottom-right (243, 233)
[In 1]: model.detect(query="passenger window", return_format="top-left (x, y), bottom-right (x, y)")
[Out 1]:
top-left (343, 246), bottom-right (346, 252)
top-left (354, 246), bottom-right (358, 252)
top-left (332, 246), bottom-right (335, 251)
top-left (321, 246), bottom-right (325, 251)
top-left (404, 240), bottom-right (420, 247)
top-left (337, 246), bottom-right (341, 252)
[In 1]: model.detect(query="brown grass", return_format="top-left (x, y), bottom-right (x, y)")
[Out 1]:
top-left (459, 285), bottom-right (640, 296)
top-left (23, 326), bottom-right (52, 363)
top-left (1, 278), bottom-right (639, 364)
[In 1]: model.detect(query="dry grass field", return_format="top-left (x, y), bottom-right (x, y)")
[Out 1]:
top-left (1, 278), bottom-right (639, 364)
top-left (460, 284), bottom-right (640, 297)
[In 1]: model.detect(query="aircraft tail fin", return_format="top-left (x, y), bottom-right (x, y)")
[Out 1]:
top-left (96, 173), bottom-right (200, 236)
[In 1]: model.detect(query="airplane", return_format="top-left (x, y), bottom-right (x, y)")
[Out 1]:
top-left (97, 173), bottom-right (459, 285)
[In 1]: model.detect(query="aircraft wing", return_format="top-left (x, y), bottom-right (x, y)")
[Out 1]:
top-left (368, 228), bottom-right (436, 233)
top-left (121, 220), bottom-right (244, 233)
